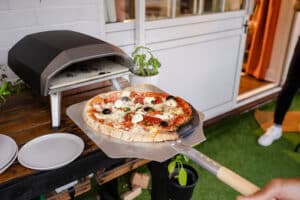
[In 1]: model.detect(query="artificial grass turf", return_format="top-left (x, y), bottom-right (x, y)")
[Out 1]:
top-left (76, 92), bottom-right (300, 200)
top-left (190, 111), bottom-right (300, 199)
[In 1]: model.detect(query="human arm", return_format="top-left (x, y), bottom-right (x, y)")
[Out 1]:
top-left (236, 178), bottom-right (300, 200)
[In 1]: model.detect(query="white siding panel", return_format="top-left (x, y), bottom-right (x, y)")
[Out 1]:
top-left (80, 5), bottom-right (99, 21)
top-left (0, 0), bottom-right (9, 11)
top-left (120, 45), bottom-right (135, 55)
top-left (106, 30), bottom-right (135, 46)
top-left (36, 7), bottom-right (80, 25)
top-left (8, 0), bottom-right (39, 10)
top-left (72, 22), bottom-right (101, 38)
top-left (39, 0), bottom-right (98, 8)
top-left (156, 35), bottom-right (241, 113)
top-left (0, 48), bottom-right (8, 65)
top-left (0, 10), bottom-right (37, 29)
top-left (146, 17), bottom-right (243, 43)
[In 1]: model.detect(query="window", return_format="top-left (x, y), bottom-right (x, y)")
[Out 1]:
top-left (104, 0), bottom-right (245, 23)
top-left (145, 0), bottom-right (245, 21)
top-left (105, 0), bottom-right (135, 23)
top-left (146, 0), bottom-right (172, 20)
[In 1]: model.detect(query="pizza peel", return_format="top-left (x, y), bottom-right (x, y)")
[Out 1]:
top-left (66, 84), bottom-right (260, 196)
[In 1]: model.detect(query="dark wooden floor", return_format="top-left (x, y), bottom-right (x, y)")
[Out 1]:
top-left (238, 73), bottom-right (271, 95)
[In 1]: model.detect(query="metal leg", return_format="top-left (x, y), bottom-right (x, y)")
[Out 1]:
top-left (111, 78), bottom-right (121, 90)
top-left (148, 161), bottom-right (169, 200)
top-left (50, 92), bottom-right (61, 129)
top-left (98, 178), bottom-right (119, 200)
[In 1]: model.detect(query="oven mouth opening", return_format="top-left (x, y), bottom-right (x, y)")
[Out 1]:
top-left (48, 55), bottom-right (130, 91)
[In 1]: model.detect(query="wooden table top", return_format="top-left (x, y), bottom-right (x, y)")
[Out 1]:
top-left (0, 79), bottom-right (143, 186)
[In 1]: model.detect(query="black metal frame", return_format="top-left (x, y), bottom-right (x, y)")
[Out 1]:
top-left (0, 150), bottom-right (124, 200)
top-left (0, 149), bottom-right (172, 200)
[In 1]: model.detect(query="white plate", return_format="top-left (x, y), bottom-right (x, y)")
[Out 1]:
top-left (0, 134), bottom-right (18, 170)
top-left (18, 133), bottom-right (84, 170)
top-left (0, 149), bottom-right (17, 174)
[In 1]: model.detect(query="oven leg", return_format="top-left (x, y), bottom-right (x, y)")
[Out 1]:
top-left (50, 92), bottom-right (61, 129)
top-left (111, 78), bottom-right (121, 90)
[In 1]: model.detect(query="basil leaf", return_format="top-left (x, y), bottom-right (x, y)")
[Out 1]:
top-left (178, 168), bottom-right (187, 186)
top-left (168, 160), bottom-right (176, 174)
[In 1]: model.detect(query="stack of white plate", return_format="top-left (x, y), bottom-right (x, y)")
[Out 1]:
top-left (0, 134), bottom-right (18, 174)
top-left (0, 133), bottom-right (83, 172)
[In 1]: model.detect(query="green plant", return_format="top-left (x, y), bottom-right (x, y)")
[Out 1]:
top-left (131, 45), bottom-right (161, 76)
top-left (0, 72), bottom-right (22, 104)
top-left (168, 154), bottom-right (190, 186)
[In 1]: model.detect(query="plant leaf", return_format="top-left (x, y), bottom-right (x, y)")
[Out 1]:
top-left (178, 168), bottom-right (188, 186)
top-left (168, 160), bottom-right (176, 174)
top-left (0, 81), bottom-right (8, 94)
top-left (176, 154), bottom-right (183, 161)
top-left (183, 156), bottom-right (189, 162)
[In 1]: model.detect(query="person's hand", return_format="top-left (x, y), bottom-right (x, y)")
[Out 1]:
top-left (236, 178), bottom-right (300, 200)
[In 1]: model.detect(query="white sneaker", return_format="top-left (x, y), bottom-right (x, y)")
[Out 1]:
top-left (258, 125), bottom-right (282, 146)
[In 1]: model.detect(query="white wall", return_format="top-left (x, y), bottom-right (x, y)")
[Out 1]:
top-left (0, 0), bottom-right (102, 80)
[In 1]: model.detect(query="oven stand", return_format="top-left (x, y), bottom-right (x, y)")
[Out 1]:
top-left (50, 92), bottom-right (61, 129)
top-left (50, 78), bottom-right (122, 129)
top-left (111, 78), bottom-right (121, 90)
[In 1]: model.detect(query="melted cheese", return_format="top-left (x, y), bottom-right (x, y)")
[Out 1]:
top-left (94, 110), bottom-right (126, 122)
top-left (121, 90), bottom-right (131, 97)
top-left (144, 97), bottom-right (155, 104)
top-left (114, 99), bottom-right (125, 108)
top-left (93, 103), bottom-right (102, 112)
top-left (173, 107), bottom-right (184, 114)
top-left (155, 113), bottom-right (174, 120)
top-left (132, 113), bottom-right (143, 123)
top-left (165, 99), bottom-right (177, 107)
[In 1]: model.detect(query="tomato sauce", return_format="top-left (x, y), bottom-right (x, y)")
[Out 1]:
top-left (141, 115), bottom-right (161, 125)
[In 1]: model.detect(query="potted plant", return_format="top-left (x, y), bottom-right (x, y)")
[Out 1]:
top-left (130, 45), bottom-right (161, 86)
top-left (0, 67), bottom-right (22, 106)
top-left (167, 154), bottom-right (198, 200)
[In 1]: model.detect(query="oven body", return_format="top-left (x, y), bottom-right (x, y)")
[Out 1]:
top-left (8, 30), bottom-right (134, 128)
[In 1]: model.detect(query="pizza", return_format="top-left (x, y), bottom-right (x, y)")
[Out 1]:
top-left (83, 90), bottom-right (194, 142)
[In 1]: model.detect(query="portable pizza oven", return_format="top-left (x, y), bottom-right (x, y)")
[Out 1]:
top-left (8, 30), bottom-right (134, 128)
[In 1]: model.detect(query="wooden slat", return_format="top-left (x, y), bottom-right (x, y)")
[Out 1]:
top-left (46, 178), bottom-right (91, 200)
top-left (95, 159), bottom-right (150, 185)
top-left (0, 164), bottom-right (36, 184)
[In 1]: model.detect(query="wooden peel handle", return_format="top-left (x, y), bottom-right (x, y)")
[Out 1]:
top-left (172, 143), bottom-right (261, 196)
top-left (217, 166), bottom-right (260, 196)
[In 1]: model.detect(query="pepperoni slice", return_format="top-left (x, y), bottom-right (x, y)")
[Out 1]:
top-left (104, 91), bottom-right (120, 103)
top-left (134, 96), bottom-right (144, 104)
top-left (153, 96), bottom-right (163, 104)
top-left (124, 112), bottom-right (133, 121)
top-left (130, 91), bottom-right (138, 98)
top-left (141, 115), bottom-right (162, 125)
